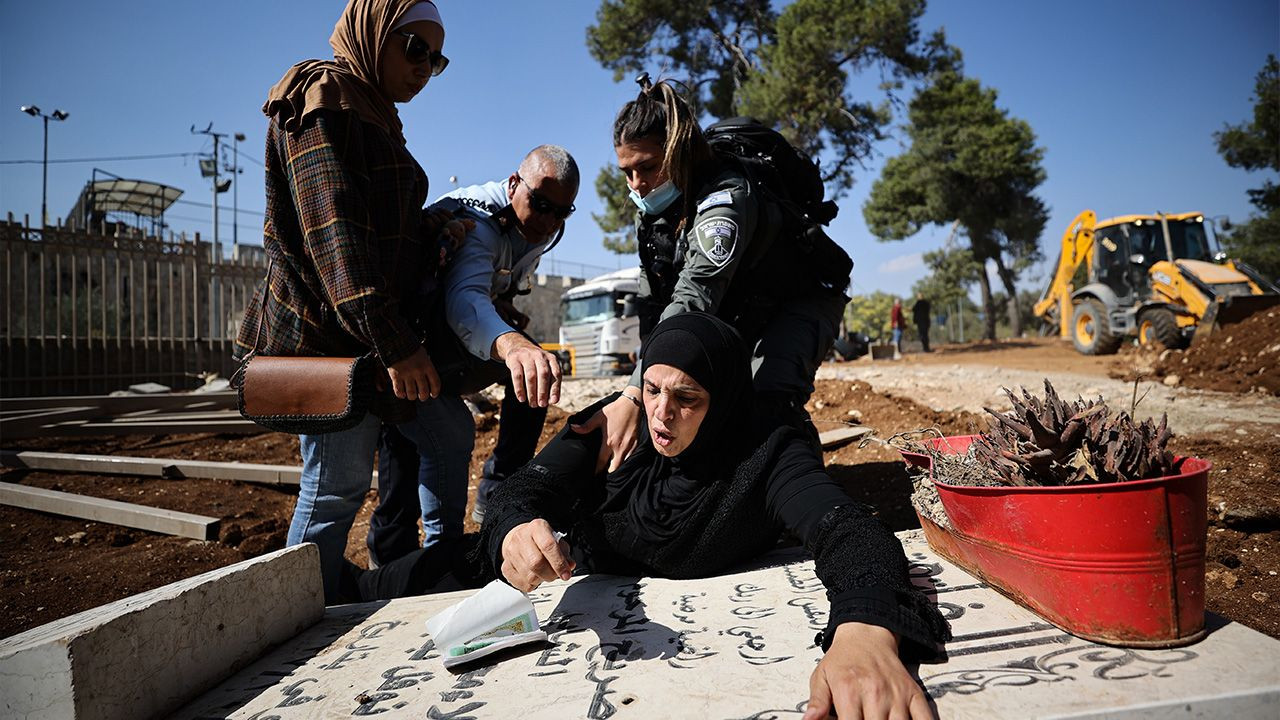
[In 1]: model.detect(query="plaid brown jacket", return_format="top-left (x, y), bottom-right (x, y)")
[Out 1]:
top-left (235, 109), bottom-right (434, 366)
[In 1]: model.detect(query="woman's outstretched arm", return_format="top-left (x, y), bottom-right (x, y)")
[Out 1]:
top-left (762, 434), bottom-right (949, 719)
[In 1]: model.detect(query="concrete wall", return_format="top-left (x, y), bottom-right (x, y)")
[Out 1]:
top-left (0, 544), bottom-right (323, 720)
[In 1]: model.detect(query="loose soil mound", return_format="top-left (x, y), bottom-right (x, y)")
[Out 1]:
top-left (1112, 310), bottom-right (1280, 395)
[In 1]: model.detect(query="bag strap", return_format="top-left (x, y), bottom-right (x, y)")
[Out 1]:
top-left (252, 257), bottom-right (274, 355)
top-left (232, 258), bottom-right (273, 390)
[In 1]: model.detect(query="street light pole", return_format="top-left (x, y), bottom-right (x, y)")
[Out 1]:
top-left (232, 132), bottom-right (245, 261)
top-left (20, 105), bottom-right (69, 228)
top-left (212, 132), bottom-right (220, 259)
top-left (41, 115), bottom-right (48, 226)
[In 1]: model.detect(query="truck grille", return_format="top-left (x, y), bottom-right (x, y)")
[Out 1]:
top-left (561, 324), bottom-right (609, 376)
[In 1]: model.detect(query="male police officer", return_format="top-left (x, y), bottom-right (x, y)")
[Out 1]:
top-left (368, 145), bottom-right (578, 564)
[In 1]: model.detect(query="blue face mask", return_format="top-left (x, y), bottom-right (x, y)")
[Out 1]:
top-left (629, 180), bottom-right (681, 215)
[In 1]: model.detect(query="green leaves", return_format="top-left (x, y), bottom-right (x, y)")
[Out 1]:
top-left (913, 246), bottom-right (980, 309)
top-left (593, 165), bottom-right (637, 255)
top-left (863, 56), bottom-right (1048, 339)
top-left (1214, 55), bottom-right (1280, 281)
top-left (739, 0), bottom-right (933, 189)
top-left (843, 291), bottom-right (899, 340)
top-left (1214, 55), bottom-right (1279, 182)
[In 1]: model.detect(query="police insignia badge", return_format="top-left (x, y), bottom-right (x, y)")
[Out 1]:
top-left (695, 217), bottom-right (737, 267)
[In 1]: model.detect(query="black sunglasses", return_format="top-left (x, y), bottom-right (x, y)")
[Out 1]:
top-left (518, 175), bottom-right (575, 220)
top-left (395, 30), bottom-right (449, 76)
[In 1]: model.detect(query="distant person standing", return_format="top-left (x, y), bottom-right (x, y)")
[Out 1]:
top-left (912, 294), bottom-right (932, 352)
top-left (890, 298), bottom-right (905, 355)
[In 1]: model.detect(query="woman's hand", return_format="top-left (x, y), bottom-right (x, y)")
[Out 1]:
top-left (570, 391), bottom-right (642, 473)
top-left (422, 208), bottom-right (474, 266)
top-left (386, 346), bottom-right (441, 401)
top-left (500, 519), bottom-right (575, 592)
top-left (803, 623), bottom-right (934, 720)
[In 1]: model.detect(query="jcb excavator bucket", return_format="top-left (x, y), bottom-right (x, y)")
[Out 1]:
top-left (1192, 293), bottom-right (1280, 344)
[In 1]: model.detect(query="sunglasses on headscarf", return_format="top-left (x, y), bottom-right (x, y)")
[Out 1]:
top-left (518, 175), bottom-right (575, 220)
top-left (395, 30), bottom-right (449, 76)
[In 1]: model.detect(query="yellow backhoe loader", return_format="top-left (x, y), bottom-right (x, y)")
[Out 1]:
top-left (1034, 210), bottom-right (1280, 355)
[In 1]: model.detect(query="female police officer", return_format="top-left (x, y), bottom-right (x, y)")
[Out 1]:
top-left (574, 77), bottom-right (851, 471)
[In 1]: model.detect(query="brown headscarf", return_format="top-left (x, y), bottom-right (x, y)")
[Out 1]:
top-left (263, 0), bottom-right (437, 145)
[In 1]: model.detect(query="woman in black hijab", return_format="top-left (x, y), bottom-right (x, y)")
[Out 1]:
top-left (483, 312), bottom-right (948, 720)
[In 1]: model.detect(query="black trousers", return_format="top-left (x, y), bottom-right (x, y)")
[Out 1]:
top-left (367, 379), bottom-right (547, 565)
top-left (342, 535), bottom-right (489, 602)
top-left (736, 292), bottom-right (847, 443)
top-left (916, 322), bottom-right (930, 352)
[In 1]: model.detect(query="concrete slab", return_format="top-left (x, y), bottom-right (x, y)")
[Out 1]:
top-left (0, 544), bottom-right (324, 720)
top-left (0, 482), bottom-right (221, 540)
top-left (174, 532), bottom-right (1280, 719)
top-left (1, 450), bottom-right (304, 486)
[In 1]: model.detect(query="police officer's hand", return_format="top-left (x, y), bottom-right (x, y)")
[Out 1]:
top-left (571, 390), bottom-right (642, 474)
top-left (386, 346), bottom-right (441, 401)
top-left (494, 332), bottom-right (561, 408)
top-left (500, 518), bottom-right (575, 592)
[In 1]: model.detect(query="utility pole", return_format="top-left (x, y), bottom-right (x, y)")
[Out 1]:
top-left (231, 132), bottom-right (245, 261)
top-left (191, 123), bottom-right (231, 261)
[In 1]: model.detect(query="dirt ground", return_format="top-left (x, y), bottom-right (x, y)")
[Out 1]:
top-left (3, 339), bottom-right (1277, 643)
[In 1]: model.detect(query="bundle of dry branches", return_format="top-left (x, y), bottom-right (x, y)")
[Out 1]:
top-left (973, 380), bottom-right (1182, 486)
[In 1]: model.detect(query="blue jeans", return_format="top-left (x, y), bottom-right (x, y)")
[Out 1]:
top-left (412, 395), bottom-right (475, 547)
top-left (291, 396), bottom-right (474, 603)
top-left (368, 384), bottom-right (537, 561)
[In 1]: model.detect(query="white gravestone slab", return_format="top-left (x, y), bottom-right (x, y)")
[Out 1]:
top-left (0, 544), bottom-right (323, 720)
top-left (175, 532), bottom-right (1280, 719)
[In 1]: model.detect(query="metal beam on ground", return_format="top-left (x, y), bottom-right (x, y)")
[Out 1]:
top-left (0, 391), bottom-right (238, 412)
top-left (6, 418), bottom-right (259, 438)
top-left (818, 425), bottom-right (874, 449)
top-left (0, 482), bottom-right (220, 540)
top-left (1, 451), bottom-right (303, 486)
top-left (0, 391), bottom-right (254, 439)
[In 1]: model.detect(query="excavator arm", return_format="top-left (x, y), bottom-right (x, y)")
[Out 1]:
top-left (1033, 210), bottom-right (1096, 338)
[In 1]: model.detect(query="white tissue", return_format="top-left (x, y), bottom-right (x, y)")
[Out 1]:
top-left (425, 580), bottom-right (548, 669)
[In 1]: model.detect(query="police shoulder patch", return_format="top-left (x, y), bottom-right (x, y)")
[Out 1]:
top-left (696, 190), bottom-right (734, 213)
top-left (695, 217), bottom-right (738, 268)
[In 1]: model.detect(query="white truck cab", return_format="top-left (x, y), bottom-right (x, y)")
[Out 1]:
top-left (558, 267), bottom-right (642, 376)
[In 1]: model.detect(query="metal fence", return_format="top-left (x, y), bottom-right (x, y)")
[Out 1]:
top-left (1, 216), bottom-right (266, 397)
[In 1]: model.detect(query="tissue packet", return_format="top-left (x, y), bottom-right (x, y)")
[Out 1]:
top-left (426, 580), bottom-right (548, 669)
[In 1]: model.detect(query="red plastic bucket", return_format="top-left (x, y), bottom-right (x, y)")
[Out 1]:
top-left (905, 435), bottom-right (1210, 647)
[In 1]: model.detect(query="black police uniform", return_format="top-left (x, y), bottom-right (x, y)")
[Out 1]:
top-left (632, 162), bottom-right (848, 435)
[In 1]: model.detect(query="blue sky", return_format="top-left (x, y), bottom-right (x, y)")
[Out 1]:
top-left (2, 1), bottom-right (1276, 297)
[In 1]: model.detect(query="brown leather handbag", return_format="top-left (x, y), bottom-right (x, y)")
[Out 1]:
top-left (235, 353), bottom-right (377, 434)
top-left (232, 262), bottom-right (384, 434)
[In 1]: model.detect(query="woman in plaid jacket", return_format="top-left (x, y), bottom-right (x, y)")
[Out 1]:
top-left (236, 0), bottom-right (467, 602)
